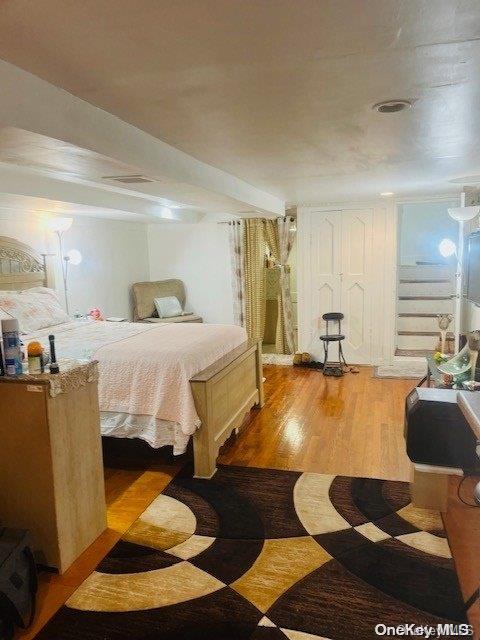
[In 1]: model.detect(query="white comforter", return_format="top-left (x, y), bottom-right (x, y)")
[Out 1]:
top-left (25, 320), bottom-right (247, 450)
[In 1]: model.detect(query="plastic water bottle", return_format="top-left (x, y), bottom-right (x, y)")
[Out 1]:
top-left (1, 318), bottom-right (22, 376)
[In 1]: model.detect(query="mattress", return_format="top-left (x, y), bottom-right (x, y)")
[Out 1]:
top-left (24, 320), bottom-right (247, 454)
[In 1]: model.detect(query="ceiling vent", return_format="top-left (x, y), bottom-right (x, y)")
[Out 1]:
top-left (372, 99), bottom-right (412, 113)
top-left (102, 174), bottom-right (155, 184)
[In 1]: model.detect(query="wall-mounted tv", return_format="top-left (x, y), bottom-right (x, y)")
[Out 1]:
top-left (467, 230), bottom-right (480, 305)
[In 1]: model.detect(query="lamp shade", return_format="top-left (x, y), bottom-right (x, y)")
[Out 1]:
top-left (447, 206), bottom-right (480, 222)
top-left (66, 249), bottom-right (82, 265)
top-left (439, 238), bottom-right (456, 258)
top-left (47, 216), bottom-right (73, 233)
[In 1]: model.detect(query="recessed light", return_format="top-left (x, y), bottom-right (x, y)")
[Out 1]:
top-left (380, 191), bottom-right (394, 197)
top-left (372, 99), bottom-right (412, 113)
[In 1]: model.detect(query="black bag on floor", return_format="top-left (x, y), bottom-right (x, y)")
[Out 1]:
top-left (0, 528), bottom-right (37, 640)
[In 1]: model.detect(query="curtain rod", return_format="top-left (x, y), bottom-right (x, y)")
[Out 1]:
top-left (217, 216), bottom-right (295, 224)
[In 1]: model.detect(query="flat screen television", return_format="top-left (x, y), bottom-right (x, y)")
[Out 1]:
top-left (467, 230), bottom-right (480, 305)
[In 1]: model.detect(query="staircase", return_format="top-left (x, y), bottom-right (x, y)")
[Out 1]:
top-left (395, 264), bottom-right (455, 357)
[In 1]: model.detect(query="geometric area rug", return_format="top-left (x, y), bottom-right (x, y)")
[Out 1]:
top-left (37, 466), bottom-right (467, 639)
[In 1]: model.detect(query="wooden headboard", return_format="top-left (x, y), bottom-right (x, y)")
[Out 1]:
top-left (0, 236), bottom-right (55, 291)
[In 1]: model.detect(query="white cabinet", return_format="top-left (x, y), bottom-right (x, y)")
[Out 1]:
top-left (298, 206), bottom-right (391, 365)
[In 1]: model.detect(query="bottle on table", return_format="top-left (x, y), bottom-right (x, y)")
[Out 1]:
top-left (1, 318), bottom-right (22, 376)
top-left (27, 341), bottom-right (44, 375)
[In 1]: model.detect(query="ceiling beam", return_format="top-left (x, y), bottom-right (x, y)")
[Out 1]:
top-left (0, 163), bottom-right (203, 222)
top-left (0, 60), bottom-right (284, 217)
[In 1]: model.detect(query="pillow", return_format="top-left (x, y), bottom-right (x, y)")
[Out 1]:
top-left (0, 287), bottom-right (70, 333)
top-left (27, 286), bottom-right (64, 304)
top-left (154, 296), bottom-right (183, 319)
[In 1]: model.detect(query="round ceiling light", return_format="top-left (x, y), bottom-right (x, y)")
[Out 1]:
top-left (372, 99), bottom-right (412, 114)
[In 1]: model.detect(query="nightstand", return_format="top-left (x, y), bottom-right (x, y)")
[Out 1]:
top-left (0, 362), bottom-right (106, 573)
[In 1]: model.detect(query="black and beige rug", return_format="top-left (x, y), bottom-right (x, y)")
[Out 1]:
top-left (38, 466), bottom-right (467, 639)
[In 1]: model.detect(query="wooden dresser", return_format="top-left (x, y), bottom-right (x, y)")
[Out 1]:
top-left (0, 361), bottom-right (107, 573)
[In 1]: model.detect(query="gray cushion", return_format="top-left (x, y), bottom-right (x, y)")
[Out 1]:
top-left (132, 280), bottom-right (186, 321)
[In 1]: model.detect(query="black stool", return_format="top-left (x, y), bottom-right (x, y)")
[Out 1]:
top-left (320, 312), bottom-right (348, 376)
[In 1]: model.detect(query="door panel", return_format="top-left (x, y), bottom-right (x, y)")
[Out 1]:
top-left (310, 212), bottom-right (342, 350)
top-left (340, 210), bottom-right (373, 364)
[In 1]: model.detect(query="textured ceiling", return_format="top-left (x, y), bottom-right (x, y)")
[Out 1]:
top-left (0, 0), bottom-right (479, 201)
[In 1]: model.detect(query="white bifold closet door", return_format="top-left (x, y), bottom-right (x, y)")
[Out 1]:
top-left (310, 209), bottom-right (373, 364)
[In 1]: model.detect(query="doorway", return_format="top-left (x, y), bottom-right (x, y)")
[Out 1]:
top-left (262, 230), bottom-right (298, 354)
top-left (395, 201), bottom-right (457, 357)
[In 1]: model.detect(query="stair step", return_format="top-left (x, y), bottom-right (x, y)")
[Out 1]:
top-left (397, 331), bottom-right (454, 338)
top-left (399, 279), bottom-right (451, 284)
top-left (398, 297), bottom-right (454, 314)
top-left (397, 314), bottom-right (454, 333)
top-left (398, 313), bottom-right (439, 317)
top-left (399, 296), bottom-right (452, 300)
top-left (397, 315), bottom-right (455, 335)
top-left (395, 348), bottom-right (433, 357)
top-left (398, 281), bottom-right (453, 296)
top-left (398, 265), bottom-right (454, 280)
top-left (397, 333), bottom-right (441, 350)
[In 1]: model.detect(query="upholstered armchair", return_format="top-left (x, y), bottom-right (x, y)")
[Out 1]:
top-left (132, 279), bottom-right (203, 323)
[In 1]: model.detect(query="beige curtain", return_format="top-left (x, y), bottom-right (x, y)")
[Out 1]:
top-left (228, 220), bottom-right (246, 327)
top-left (277, 217), bottom-right (297, 353)
top-left (263, 218), bottom-right (296, 354)
top-left (244, 219), bottom-right (266, 341)
top-left (263, 220), bottom-right (283, 352)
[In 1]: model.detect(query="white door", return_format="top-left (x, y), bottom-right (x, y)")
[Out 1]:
top-left (309, 211), bottom-right (342, 354)
top-left (306, 209), bottom-right (373, 364)
top-left (340, 209), bottom-right (373, 364)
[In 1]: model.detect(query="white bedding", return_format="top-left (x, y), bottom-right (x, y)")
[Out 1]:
top-left (24, 320), bottom-right (247, 453)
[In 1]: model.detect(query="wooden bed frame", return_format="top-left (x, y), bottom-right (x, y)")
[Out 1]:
top-left (191, 338), bottom-right (264, 477)
top-left (0, 235), bottom-right (264, 479)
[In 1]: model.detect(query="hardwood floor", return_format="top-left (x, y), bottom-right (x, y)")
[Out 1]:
top-left (444, 475), bottom-right (480, 634)
top-left (18, 364), bottom-right (479, 638)
top-left (220, 364), bottom-right (416, 481)
top-left (18, 464), bottom-right (181, 640)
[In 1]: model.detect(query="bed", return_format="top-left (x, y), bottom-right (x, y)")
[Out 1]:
top-left (0, 235), bottom-right (264, 478)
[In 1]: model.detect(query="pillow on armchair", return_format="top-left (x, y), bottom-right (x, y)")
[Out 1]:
top-left (154, 296), bottom-right (183, 319)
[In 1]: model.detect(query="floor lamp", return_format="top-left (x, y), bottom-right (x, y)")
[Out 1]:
top-left (440, 205), bottom-right (480, 353)
top-left (47, 216), bottom-right (83, 315)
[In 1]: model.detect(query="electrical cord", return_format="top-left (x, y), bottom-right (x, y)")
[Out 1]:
top-left (456, 474), bottom-right (480, 507)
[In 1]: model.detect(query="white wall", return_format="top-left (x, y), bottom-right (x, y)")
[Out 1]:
top-left (0, 212), bottom-right (233, 324)
top-left (147, 222), bottom-right (234, 325)
top-left (464, 301), bottom-right (480, 332)
top-left (399, 201), bottom-right (457, 265)
top-left (463, 239), bottom-right (480, 333)
top-left (0, 211), bottom-right (149, 319)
